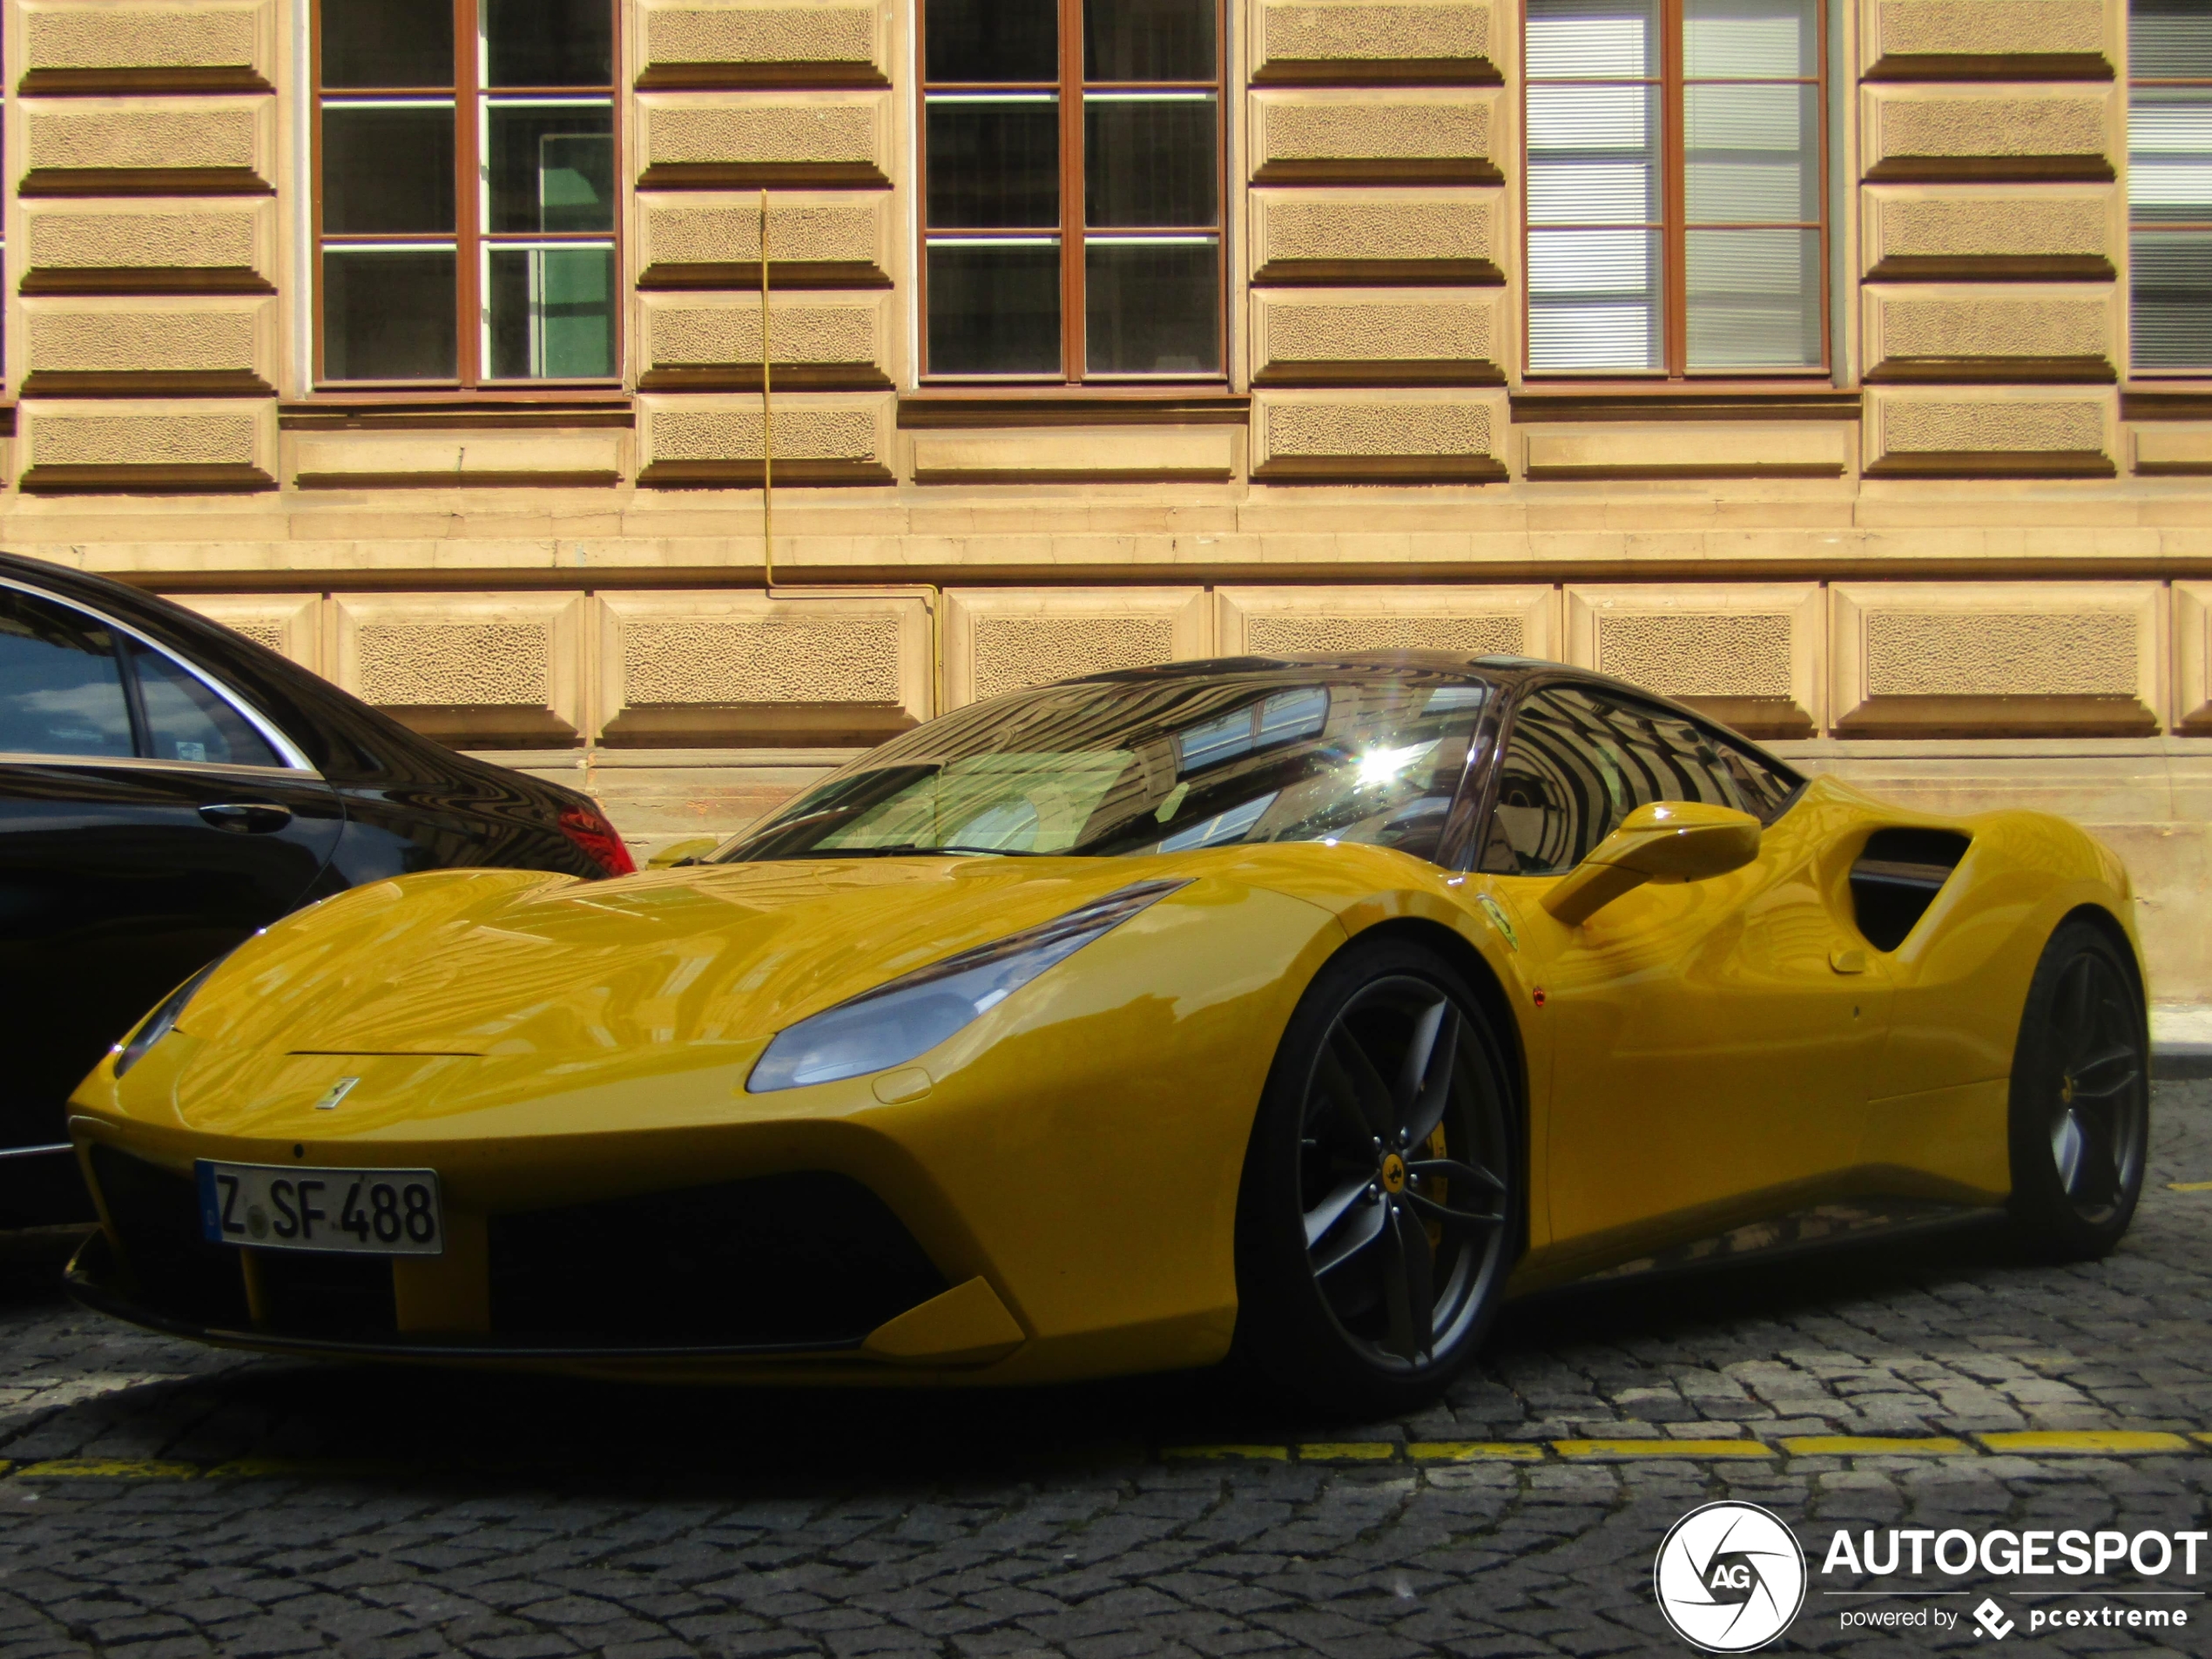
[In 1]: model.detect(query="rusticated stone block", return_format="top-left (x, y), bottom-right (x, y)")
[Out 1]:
top-left (636, 92), bottom-right (894, 188)
top-left (1216, 585), bottom-right (1554, 658)
top-left (1250, 89), bottom-right (1501, 185)
top-left (1863, 285), bottom-right (2117, 381)
top-left (638, 392), bottom-right (893, 484)
top-left (19, 397), bottom-right (273, 491)
top-left (1252, 390), bottom-right (1507, 481)
top-left (1251, 187), bottom-right (1505, 285)
top-left (174, 593), bottom-right (320, 670)
top-left (636, 189), bottom-right (894, 287)
top-left (1251, 0), bottom-right (1500, 83)
top-left (1250, 287), bottom-right (1505, 383)
top-left (1566, 585), bottom-right (1823, 738)
top-left (22, 294), bottom-right (276, 394)
top-left (598, 590), bottom-right (933, 743)
top-left (22, 98), bottom-right (274, 194)
top-left (943, 590), bottom-right (1211, 706)
top-left (23, 2), bottom-right (274, 91)
top-left (638, 291), bottom-right (893, 388)
top-left (334, 595), bottom-right (587, 746)
top-left (1860, 85), bottom-right (2114, 183)
top-left (1831, 582), bottom-right (2161, 735)
top-left (1864, 388), bottom-right (2115, 475)
top-left (1861, 184), bottom-right (2118, 281)
top-left (637, 0), bottom-right (885, 85)
top-left (1861, 0), bottom-right (2112, 79)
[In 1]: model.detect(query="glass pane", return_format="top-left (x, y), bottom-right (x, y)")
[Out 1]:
top-left (1525, 0), bottom-right (1657, 79)
top-left (489, 246), bottom-right (617, 378)
top-left (2130, 90), bottom-right (2212, 224)
top-left (1527, 84), bottom-right (1658, 224)
top-left (2133, 0), bottom-right (2212, 79)
top-left (486, 105), bottom-right (614, 233)
top-left (1086, 241), bottom-right (1219, 372)
top-left (320, 0), bottom-right (453, 89)
top-left (927, 0), bottom-right (1056, 82)
top-left (0, 591), bottom-right (133, 759)
top-left (1085, 98), bottom-right (1217, 227)
top-left (484, 0), bottom-right (612, 86)
top-left (926, 103), bottom-right (1059, 227)
top-left (2132, 231), bottom-right (2212, 369)
top-left (132, 647), bottom-right (280, 769)
top-left (1527, 228), bottom-right (1662, 370)
top-left (321, 104), bottom-right (455, 233)
top-left (1684, 83), bottom-right (1820, 223)
top-left (927, 243), bottom-right (1061, 372)
top-left (1686, 227), bottom-right (1822, 368)
top-left (1683, 0), bottom-right (1817, 78)
top-left (1087, 0), bottom-right (1217, 81)
top-left (323, 248), bottom-right (456, 379)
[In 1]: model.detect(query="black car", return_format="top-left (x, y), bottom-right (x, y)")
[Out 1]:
top-left (0, 553), bottom-right (634, 1225)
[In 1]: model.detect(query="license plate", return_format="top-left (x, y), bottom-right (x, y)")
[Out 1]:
top-left (196, 1161), bottom-right (443, 1257)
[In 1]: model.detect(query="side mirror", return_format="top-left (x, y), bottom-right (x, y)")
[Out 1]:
top-left (1541, 801), bottom-right (1763, 927)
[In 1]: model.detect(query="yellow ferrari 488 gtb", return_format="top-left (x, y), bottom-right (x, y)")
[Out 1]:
top-left (66, 654), bottom-right (2148, 1413)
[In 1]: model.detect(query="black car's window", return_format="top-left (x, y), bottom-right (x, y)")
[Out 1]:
top-left (131, 643), bottom-right (281, 768)
top-left (1480, 685), bottom-right (1804, 875)
top-left (721, 672), bottom-right (1491, 865)
top-left (0, 589), bottom-right (136, 759)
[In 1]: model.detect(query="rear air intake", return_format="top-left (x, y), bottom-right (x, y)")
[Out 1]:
top-left (1850, 828), bottom-right (1971, 952)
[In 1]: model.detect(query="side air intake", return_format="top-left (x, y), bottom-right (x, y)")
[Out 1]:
top-left (1850, 828), bottom-right (1971, 952)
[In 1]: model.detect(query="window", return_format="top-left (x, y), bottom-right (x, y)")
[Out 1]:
top-left (1479, 685), bottom-right (1797, 874)
top-left (1524, 0), bottom-right (1827, 376)
top-left (2129, 2), bottom-right (2212, 372)
top-left (920, 0), bottom-right (1225, 379)
top-left (314, 0), bottom-right (617, 385)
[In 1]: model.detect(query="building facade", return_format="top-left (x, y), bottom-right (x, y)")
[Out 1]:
top-left (7, 0), bottom-right (2212, 995)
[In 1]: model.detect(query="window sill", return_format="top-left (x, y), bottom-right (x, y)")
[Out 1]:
top-left (2121, 387), bottom-right (2212, 421)
top-left (897, 388), bottom-right (1248, 428)
top-left (1510, 383), bottom-right (1861, 423)
top-left (280, 391), bottom-right (634, 431)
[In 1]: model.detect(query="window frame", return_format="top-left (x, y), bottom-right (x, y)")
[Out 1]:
top-left (1519, 0), bottom-right (1831, 382)
top-left (2126, 3), bottom-right (2212, 379)
top-left (310, 0), bottom-right (624, 390)
top-left (915, 0), bottom-right (1232, 385)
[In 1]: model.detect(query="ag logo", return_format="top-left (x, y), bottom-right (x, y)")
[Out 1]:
top-left (1654, 1501), bottom-right (1807, 1653)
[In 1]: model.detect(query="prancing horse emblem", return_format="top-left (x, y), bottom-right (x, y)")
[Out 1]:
top-left (313, 1076), bottom-right (361, 1110)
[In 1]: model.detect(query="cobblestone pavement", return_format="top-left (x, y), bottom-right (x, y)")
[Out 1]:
top-left (5, 1087), bottom-right (2212, 1659)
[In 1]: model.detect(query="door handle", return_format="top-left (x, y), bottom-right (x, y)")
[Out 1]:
top-left (199, 801), bottom-right (293, 834)
top-left (1829, 946), bottom-right (1868, 974)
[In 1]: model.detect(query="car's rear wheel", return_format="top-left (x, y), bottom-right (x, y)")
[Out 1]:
top-left (2006, 918), bottom-right (2148, 1260)
top-left (1233, 938), bottom-right (1519, 1416)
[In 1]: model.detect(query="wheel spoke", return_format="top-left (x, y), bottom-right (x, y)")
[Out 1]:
top-left (2071, 1102), bottom-right (2122, 1204)
top-left (2051, 1109), bottom-right (2086, 1195)
top-left (1312, 1194), bottom-right (1388, 1276)
top-left (2060, 961), bottom-right (2097, 1064)
top-left (1403, 1189), bottom-right (1503, 1231)
top-left (1399, 1001), bottom-right (1460, 1148)
top-left (1380, 1203), bottom-right (1433, 1360)
top-left (1321, 1023), bottom-right (1395, 1139)
top-left (1305, 1176), bottom-right (1374, 1250)
top-left (1407, 1157), bottom-right (1507, 1192)
top-left (2071, 1042), bottom-right (2140, 1103)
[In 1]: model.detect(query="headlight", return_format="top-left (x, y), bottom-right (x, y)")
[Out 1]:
top-left (746, 878), bottom-right (1188, 1092)
top-left (112, 956), bottom-right (227, 1077)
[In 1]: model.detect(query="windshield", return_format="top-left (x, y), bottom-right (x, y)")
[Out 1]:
top-left (718, 669), bottom-right (1493, 864)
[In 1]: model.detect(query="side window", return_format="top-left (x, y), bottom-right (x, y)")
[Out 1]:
top-left (131, 644), bottom-right (281, 769)
top-left (1479, 689), bottom-right (1621, 874)
top-left (0, 590), bottom-right (136, 759)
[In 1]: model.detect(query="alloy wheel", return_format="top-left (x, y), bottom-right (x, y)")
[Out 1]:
top-left (2043, 950), bottom-right (2146, 1225)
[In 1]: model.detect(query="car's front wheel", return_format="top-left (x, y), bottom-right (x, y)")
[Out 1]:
top-left (2006, 917), bottom-right (2148, 1260)
top-left (1233, 937), bottom-right (1520, 1416)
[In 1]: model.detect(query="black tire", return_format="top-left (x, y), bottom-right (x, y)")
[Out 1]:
top-left (2006, 918), bottom-right (2149, 1261)
top-left (1232, 937), bottom-right (1521, 1417)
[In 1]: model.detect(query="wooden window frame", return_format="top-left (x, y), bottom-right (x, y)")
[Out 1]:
top-left (1520, 0), bottom-right (1831, 383)
top-left (2126, 17), bottom-right (2212, 381)
top-left (916, 0), bottom-right (1231, 386)
top-left (311, 0), bottom-right (623, 390)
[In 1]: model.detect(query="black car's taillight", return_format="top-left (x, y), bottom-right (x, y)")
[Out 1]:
top-left (558, 805), bottom-right (635, 877)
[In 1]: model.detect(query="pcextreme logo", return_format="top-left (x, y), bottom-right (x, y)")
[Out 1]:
top-left (1654, 1502), bottom-right (1809, 1653)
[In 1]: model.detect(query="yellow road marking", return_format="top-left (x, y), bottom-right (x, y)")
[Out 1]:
top-left (1978, 1431), bottom-right (2193, 1455)
top-left (15, 1458), bottom-right (199, 1479)
top-left (1553, 1439), bottom-right (1776, 1459)
top-left (206, 1457), bottom-right (405, 1479)
top-left (1406, 1442), bottom-right (1545, 1461)
top-left (2168, 1181), bottom-right (2212, 1191)
top-left (1298, 1442), bottom-right (1397, 1460)
top-left (1779, 1436), bottom-right (1972, 1456)
top-left (1161, 1444), bottom-right (1290, 1461)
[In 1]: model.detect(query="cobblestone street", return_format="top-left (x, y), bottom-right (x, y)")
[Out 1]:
top-left (4, 1086), bottom-right (2212, 1659)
